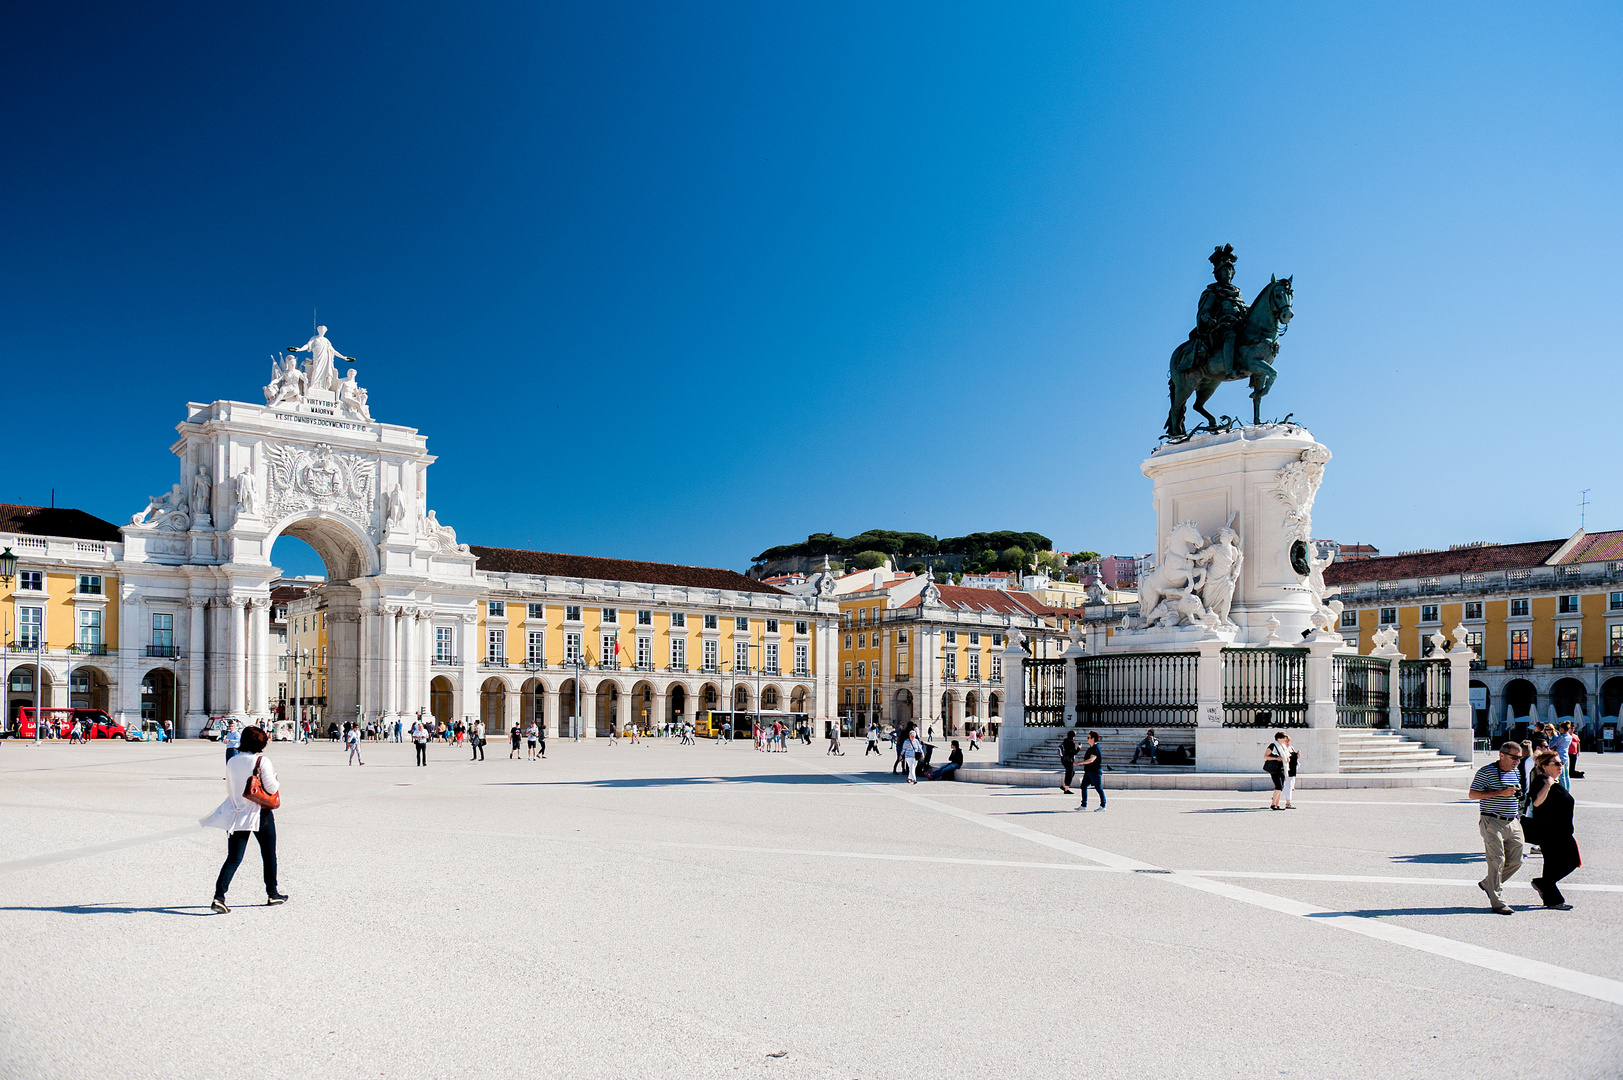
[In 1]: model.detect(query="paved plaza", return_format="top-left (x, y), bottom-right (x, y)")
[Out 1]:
top-left (1, 737), bottom-right (1620, 1079)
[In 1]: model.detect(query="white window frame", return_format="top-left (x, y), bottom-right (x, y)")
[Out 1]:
top-left (527, 631), bottom-right (544, 664)
top-left (670, 637), bottom-right (687, 669)
top-left (735, 640), bottom-right (750, 672)
top-left (968, 652), bottom-right (980, 680)
top-left (1379, 608), bottom-right (1398, 626)
top-left (794, 643), bottom-right (808, 675)
top-left (671, 612), bottom-right (687, 628)
top-left (564, 632), bottom-right (582, 663)
top-left (78, 574), bottom-right (103, 595)
top-left (527, 603), bottom-right (545, 620)
top-left (1420, 604), bottom-right (1439, 624)
top-left (702, 639), bottom-right (718, 671)
top-left (704, 614), bottom-right (718, 630)
top-left (735, 616), bottom-right (749, 632)
top-left (637, 610), bottom-right (652, 626)
top-left (488, 600), bottom-right (505, 618)
top-left (602, 608), bottom-right (618, 624)
top-left (486, 628), bottom-right (505, 663)
top-left (636, 636), bottom-right (652, 669)
top-left (18, 606), bottom-right (42, 648)
top-left (435, 626), bottom-right (454, 662)
top-left (1464, 601), bottom-right (1484, 620)
top-left (17, 570), bottom-right (44, 592)
top-left (565, 605), bottom-right (582, 622)
top-left (765, 642), bottom-right (778, 671)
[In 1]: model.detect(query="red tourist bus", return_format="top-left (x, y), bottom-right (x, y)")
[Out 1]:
top-left (11, 707), bottom-right (130, 740)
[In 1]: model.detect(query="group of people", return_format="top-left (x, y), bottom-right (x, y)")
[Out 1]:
top-left (1059, 730), bottom-right (1106, 810)
top-left (1472, 739), bottom-right (1582, 913)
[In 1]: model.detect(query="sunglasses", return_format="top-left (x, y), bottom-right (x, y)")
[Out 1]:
top-left (1498, 751), bottom-right (1522, 759)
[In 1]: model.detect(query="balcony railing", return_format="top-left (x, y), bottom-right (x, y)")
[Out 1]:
top-left (1505, 658), bottom-right (1533, 670)
top-left (1605, 655), bottom-right (1623, 667)
top-left (70, 643), bottom-right (110, 656)
top-left (144, 645), bottom-right (181, 658)
top-left (523, 658), bottom-right (548, 669)
top-left (667, 663), bottom-right (689, 672)
top-left (633, 663), bottom-right (655, 672)
top-left (793, 666), bottom-right (809, 677)
top-left (432, 656), bottom-right (460, 666)
top-left (761, 665), bottom-right (780, 676)
top-left (1553, 655), bottom-right (1584, 668)
top-left (598, 660), bottom-right (620, 670)
top-left (1469, 659), bottom-right (1487, 671)
top-left (484, 657), bottom-right (508, 667)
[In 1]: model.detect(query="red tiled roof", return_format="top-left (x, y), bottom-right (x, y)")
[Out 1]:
top-left (468, 546), bottom-right (785, 594)
top-left (1555, 530), bottom-right (1623, 565)
top-left (0, 504), bottom-right (123, 543)
top-left (1323, 539), bottom-right (1566, 585)
top-left (899, 584), bottom-right (1054, 617)
top-left (270, 584), bottom-right (314, 602)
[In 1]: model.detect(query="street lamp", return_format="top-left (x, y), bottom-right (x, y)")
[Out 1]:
top-left (568, 651), bottom-right (586, 741)
top-left (0, 547), bottom-right (17, 585)
top-left (523, 658), bottom-right (544, 738)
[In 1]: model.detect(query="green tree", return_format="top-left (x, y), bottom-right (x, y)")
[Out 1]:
top-left (1067, 551), bottom-right (1102, 565)
top-left (997, 546), bottom-right (1027, 571)
top-left (850, 550), bottom-right (889, 570)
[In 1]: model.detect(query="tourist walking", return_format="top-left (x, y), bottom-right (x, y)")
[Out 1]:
top-left (1528, 749), bottom-right (1579, 910)
top-left (967, 728), bottom-right (980, 752)
top-left (1077, 731), bottom-right (1106, 811)
top-left (1059, 730), bottom-right (1079, 795)
top-left (200, 725), bottom-right (287, 913)
top-left (346, 723), bottom-right (364, 766)
top-left (1549, 722), bottom-right (1573, 790)
top-left (1281, 734), bottom-right (1299, 809)
top-left (510, 724), bottom-right (523, 759)
top-left (827, 725), bottom-right (843, 756)
top-left (865, 726), bottom-right (881, 756)
top-left (1470, 742), bottom-right (1526, 915)
top-left (901, 729), bottom-right (922, 783)
top-left (525, 721), bottom-right (539, 760)
top-left (1264, 732), bottom-right (1288, 809)
top-left (411, 719), bottom-right (428, 766)
top-left (223, 720), bottom-right (242, 763)
top-left (472, 721), bottom-right (486, 760)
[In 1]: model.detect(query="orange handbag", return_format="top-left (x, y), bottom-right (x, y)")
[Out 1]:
top-left (244, 755), bottom-right (281, 810)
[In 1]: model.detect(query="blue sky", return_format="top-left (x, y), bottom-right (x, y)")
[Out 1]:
top-left (4, 2), bottom-right (1618, 579)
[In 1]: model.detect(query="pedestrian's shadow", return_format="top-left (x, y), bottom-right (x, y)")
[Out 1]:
top-left (0, 902), bottom-right (214, 917)
top-left (1308, 905), bottom-right (1498, 918)
top-left (1185, 807), bottom-right (1272, 813)
top-left (1391, 852), bottom-right (1484, 865)
top-left (486, 774), bottom-right (850, 788)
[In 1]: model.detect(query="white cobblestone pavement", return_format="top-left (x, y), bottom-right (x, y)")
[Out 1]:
top-left (1, 736), bottom-right (1620, 1079)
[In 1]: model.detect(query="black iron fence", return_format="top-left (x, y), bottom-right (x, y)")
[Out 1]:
top-left (1333, 653), bottom-right (1390, 728)
top-left (1222, 648), bottom-right (1307, 728)
top-left (1075, 653), bottom-right (1198, 728)
top-left (1399, 658), bottom-right (1451, 728)
top-left (1024, 657), bottom-right (1068, 727)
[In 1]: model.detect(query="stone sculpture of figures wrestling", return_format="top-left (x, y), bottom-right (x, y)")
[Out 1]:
top-left (1165, 245), bottom-right (1294, 437)
top-left (1130, 518), bottom-right (1244, 631)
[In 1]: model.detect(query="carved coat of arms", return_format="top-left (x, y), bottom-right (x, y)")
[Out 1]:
top-left (263, 442), bottom-right (376, 526)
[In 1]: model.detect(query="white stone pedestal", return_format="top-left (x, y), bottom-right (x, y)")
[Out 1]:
top-left (1138, 422), bottom-right (1332, 644)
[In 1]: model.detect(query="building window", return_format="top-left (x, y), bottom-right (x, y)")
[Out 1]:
top-left (602, 608), bottom-right (617, 624)
top-left (1611, 592), bottom-right (1623, 611)
top-left (78, 574), bottom-right (103, 595)
top-left (436, 626), bottom-right (454, 662)
top-left (1466, 630), bottom-right (1483, 659)
top-left (18, 606), bottom-right (42, 648)
top-left (704, 614), bottom-right (718, 630)
top-left (1611, 624), bottom-right (1623, 659)
top-left (152, 613), bottom-right (174, 649)
top-left (528, 603), bottom-right (545, 619)
top-left (765, 642), bottom-right (778, 671)
top-left (1558, 595), bottom-right (1580, 614)
top-left (968, 652), bottom-right (980, 680)
top-left (943, 654), bottom-right (957, 679)
top-left (1420, 604), bottom-right (1439, 624)
top-left (795, 620), bottom-right (807, 635)
top-left (527, 631), bottom-right (544, 664)
top-left (488, 601), bottom-right (505, 618)
top-left (1340, 609), bottom-right (1359, 629)
top-left (992, 656), bottom-right (1002, 681)
top-left (703, 639), bottom-right (718, 671)
top-left (766, 619), bottom-right (779, 634)
top-left (636, 637), bottom-right (652, 668)
top-left (844, 634), bottom-right (853, 649)
top-left (969, 632), bottom-right (980, 645)
top-left (565, 605), bottom-right (581, 622)
top-left (991, 633), bottom-right (1001, 647)
top-left (794, 643), bottom-right (808, 674)
top-left (1464, 601), bottom-right (1483, 620)
top-left (1510, 628), bottom-right (1530, 662)
top-left (486, 629), bottom-right (505, 663)
top-left (898, 630), bottom-right (909, 645)
top-left (78, 609), bottom-right (102, 645)
top-left (856, 661), bottom-right (867, 679)
top-left (636, 610), bottom-right (652, 626)
top-left (843, 662), bottom-right (853, 679)
top-left (9, 671), bottom-right (31, 693)
top-left (857, 633), bottom-right (866, 650)
top-left (735, 640), bottom-right (750, 671)
top-left (857, 609), bottom-right (867, 626)
top-left (897, 652), bottom-right (909, 676)
top-left (671, 637), bottom-right (686, 669)
top-left (601, 633), bottom-right (618, 663)
top-left (1557, 627), bottom-right (1579, 660)
top-left (1379, 608), bottom-right (1398, 626)
top-left (735, 616), bottom-right (749, 632)
top-left (18, 570), bottom-right (43, 591)
top-left (672, 612), bottom-right (686, 628)
top-left (1511, 598), bottom-right (1530, 617)
top-left (945, 631), bottom-right (957, 644)
top-left (565, 632), bottom-right (582, 663)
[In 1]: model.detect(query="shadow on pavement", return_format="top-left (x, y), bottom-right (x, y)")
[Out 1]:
top-left (1185, 807), bottom-right (1272, 813)
top-left (1391, 852), bottom-right (1485, 864)
top-left (0, 902), bottom-right (214, 918)
top-left (484, 773), bottom-right (857, 788)
top-left (1308, 905), bottom-right (1498, 918)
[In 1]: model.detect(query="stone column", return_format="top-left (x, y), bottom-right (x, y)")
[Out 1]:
top-left (230, 596), bottom-right (248, 716)
top-left (995, 635), bottom-right (1026, 765)
top-left (250, 597), bottom-right (272, 718)
top-left (460, 614), bottom-right (478, 727)
top-left (1440, 626), bottom-right (1476, 762)
top-left (380, 606), bottom-right (398, 720)
top-left (186, 598), bottom-right (207, 732)
top-left (401, 608), bottom-right (419, 720)
top-left (1372, 642), bottom-right (1404, 731)
top-left (357, 605), bottom-right (375, 724)
top-left (544, 687), bottom-right (562, 739)
top-left (652, 686), bottom-right (667, 734)
top-left (616, 683), bottom-right (632, 736)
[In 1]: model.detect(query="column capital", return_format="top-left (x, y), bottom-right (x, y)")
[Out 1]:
top-left (186, 596), bottom-right (210, 609)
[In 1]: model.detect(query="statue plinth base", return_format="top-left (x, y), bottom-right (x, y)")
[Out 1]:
top-left (1139, 423), bottom-right (1332, 647)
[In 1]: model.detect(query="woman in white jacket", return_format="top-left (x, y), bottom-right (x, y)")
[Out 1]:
top-left (200, 726), bottom-right (286, 913)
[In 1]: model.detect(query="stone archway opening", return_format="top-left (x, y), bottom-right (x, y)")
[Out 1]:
top-left (667, 684), bottom-right (687, 726)
top-left (480, 677), bottom-right (508, 733)
top-left (430, 676), bottom-right (455, 726)
top-left (630, 681), bottom-right (656, 734)
top-left (596, 682), bottom-right (619, 737)
top-left (269, 513), bottom-right (376, 584)
top-left (1551, 678), bottom-right (1587, 721)
top-left (7, 664), bottom-right (51, 727)
top-left (1603, 677), bottom-right (1623, 722)
top-left (69, 665), bottom-right (111, 713)
top-left (1503, 679), bottom-right (1536, 720)
top-left (520, 678), bottom-right (546, 729)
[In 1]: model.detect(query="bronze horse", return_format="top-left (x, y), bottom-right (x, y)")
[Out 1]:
top-left (1165, 276), bottom-right (1293, 437)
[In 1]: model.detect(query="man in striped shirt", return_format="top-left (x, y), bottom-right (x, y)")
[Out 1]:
top-left (1469, 743), bottom-right (1526, 914)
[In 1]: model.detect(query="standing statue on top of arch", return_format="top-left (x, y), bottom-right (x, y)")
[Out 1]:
top-left (287, 325), bottom-right (355, 394)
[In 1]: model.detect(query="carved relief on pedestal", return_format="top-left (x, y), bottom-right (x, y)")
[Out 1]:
top-left (1273, 445), bottom-right (1331, 542)
top-left (1128, 518), bottom-right (1244, 631)
top-left (263, 442), bottom-right (376, 529)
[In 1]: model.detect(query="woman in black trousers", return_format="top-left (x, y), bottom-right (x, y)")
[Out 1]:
top-left (1529, 749), bottom-right (1580, 910)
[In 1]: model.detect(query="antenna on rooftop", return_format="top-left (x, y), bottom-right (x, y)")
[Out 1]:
top-left (1579, 489), bottom-right (1591, 531)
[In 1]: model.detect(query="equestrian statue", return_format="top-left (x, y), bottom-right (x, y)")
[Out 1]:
top-left (1165, 244), bottom-right (1293, 438)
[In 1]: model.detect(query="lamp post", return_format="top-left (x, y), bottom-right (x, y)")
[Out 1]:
top-left (569, 651), bottom-right (586, 741)
top-left (523, 659), bottom-right (543, 738)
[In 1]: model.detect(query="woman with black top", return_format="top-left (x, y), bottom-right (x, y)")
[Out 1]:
top-left (1264, 732), bottom-right (1288, 810)
top-left (1528, 749), bottom-right (1579, 910)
